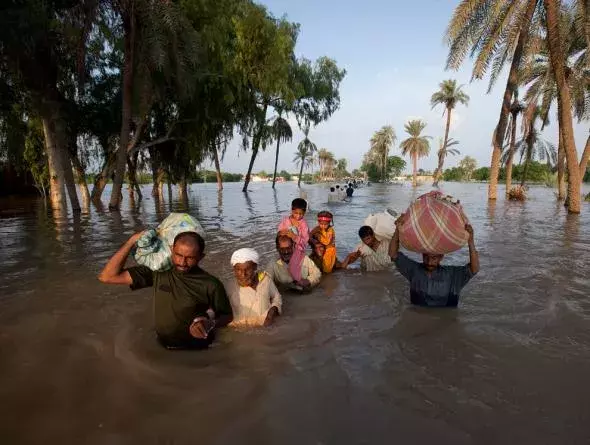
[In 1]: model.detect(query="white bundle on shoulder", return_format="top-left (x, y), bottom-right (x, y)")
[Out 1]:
top-left (363, 208), bottom-right (398, 241)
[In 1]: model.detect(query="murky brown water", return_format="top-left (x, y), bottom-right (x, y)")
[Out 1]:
top-left (1, 182), bottom-right (590, 444)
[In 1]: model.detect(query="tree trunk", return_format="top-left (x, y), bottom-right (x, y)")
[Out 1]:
top-left (212, 143), bottom-right (223, 191)
top-left (298, 159), bottom-right (305, 188)
top-left (489, 0), bottom-right (537, 201)
top-left (433, 108), bottom-right (453, 186)
top-left (178, 176), bottom-right (188, 202)
top-left (505, 112), bottom-right (518, 196)
top-left (167, 176), bottom-right (172, 203)
top-left (432, 152), bottom-right (445, 187)
top-left (521, 135), bottom-right (534, 187)
top-left (91, 152), bottom-right (115, 203)
top-left (557, 127), bottom-right (566, 200)
top-left (272, 137), bottom-right (281, 188)
top-left (242, 104), bottom-right (268, 193)
top-left (42, 117), bottom-right (67, 212)
top-left (412, 154), bottom-right (417, 187)
top-left (109, 10), bottom-right (135, 210)
top-left (71, 150), bottom-right (90, 209)
top-left (126, 152), bottom-right (142, 201)
top-left (544, 0), bottom-right (581, 213)
top-left (578, 133), bottom-right (590, 179)
top-left (152, 167), bottom-right (165, 200)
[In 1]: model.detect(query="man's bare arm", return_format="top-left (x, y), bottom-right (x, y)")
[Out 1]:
top-left (98, 232), bottom-right (143, 285)
top-left (389, 214), bottom-right (405, 260)
top-left (465, 225), bottom-right (480, 274)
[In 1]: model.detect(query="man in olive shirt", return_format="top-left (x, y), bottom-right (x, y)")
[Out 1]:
top-left (99, 231), bottom-right (233, 349)
top-left (388, 214), bottom-right (480, 307)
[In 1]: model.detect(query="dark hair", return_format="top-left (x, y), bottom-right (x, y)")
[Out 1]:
top-left (335, 185), bottom-right (340, 189)
top-left (348, 183), bottom-right (353, 187)
top-left (358, 226), bottom-right (374, 239)
top-left (275, 233), bottom-right (294, 249)
top-left (173, 232), bottom-right (205, 253)
top-left (330, 187), bottom-right (335, 192)
top-left (291, 198), bottom-right (307, 211)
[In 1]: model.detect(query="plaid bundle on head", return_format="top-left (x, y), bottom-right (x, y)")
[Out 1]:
top-left (399, 191), bottom-right (469, 255)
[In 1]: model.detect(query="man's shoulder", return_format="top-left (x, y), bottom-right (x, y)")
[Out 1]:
top-left (183, 267), bottom-right (225, 288)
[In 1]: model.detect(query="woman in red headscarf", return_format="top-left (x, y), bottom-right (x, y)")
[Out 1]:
top-left (310, 211), bottom-right (338, 273)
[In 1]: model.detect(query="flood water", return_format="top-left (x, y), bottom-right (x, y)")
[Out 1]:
top-left (1, 181), bottom-right (590, 444)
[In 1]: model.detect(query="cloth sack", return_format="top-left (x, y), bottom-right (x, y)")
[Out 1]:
top-left (133, 213), bottom-right (206, 271)
top-left (399, 191), bottom-right (469, 254)
top-left (363, 208), bottom-right (398, 241)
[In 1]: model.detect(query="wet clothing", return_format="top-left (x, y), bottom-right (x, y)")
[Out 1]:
top-left (266, 255), bottom-right (322, 288)
top-left (127, 265), bottom-right (232, 348)
top-left (394, 252), bottom-right (475, 307)
top-left (346, 187), bottom-right (354, 197)
top-left (278, 216), bottom-right (310, 282)
top-left (356, 241), bottom-right (392, 272)
top-left (311, 226), bottom-right (337, 273)
top-left (225, 272), bottom-right (282, 326)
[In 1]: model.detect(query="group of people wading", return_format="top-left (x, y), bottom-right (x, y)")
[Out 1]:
top-left (99, 198), bottom-right (480, 350)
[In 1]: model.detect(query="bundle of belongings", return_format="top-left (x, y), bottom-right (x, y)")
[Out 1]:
top-left (133, 213), bottom-right (206, 271)
top-left (363, 208), bottom-right (398, 241)
top-left (398, 191), bottom-right (469, 255)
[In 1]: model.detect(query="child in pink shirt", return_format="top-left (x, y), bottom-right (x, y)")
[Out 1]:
top-left (277, 198), bottom-right (310, 282)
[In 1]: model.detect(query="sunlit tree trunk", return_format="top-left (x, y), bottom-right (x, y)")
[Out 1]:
top-left (109, 8), bottom-right (135, 210)
top-left (489, 0), bottom-right (536, 201)
top-left (433, 107), bottom-right (452, 186)
top-left (126, 152), bottom-right (142, 201)
top-left (578, 133), bottom-right (590, 180)
top-left (544, 0), bottom-right (581, 213)
top-left (242, 104), bottom-right (268, 192)
top-left (557, 128), bottom-right (566, 200)
top-left (297, 158), bottom-right (305, 188)
top-left (412, 153), bottom-right (417, 187)
top-left (505, 112), bottom-right (518, 196)
top-left (71, 150), bottom-right (90, 209)
top-left (212, 143), bottom-right (223, 191)
top-left (42, 117), bottom-right (67, 212)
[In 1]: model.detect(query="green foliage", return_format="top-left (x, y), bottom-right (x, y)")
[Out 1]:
top-left (472, 167), bottom-right (490, 181)
top-left (388, 156), bottom-right (407, 177)
top-left (443, 167), bottom-right (465, 182)
top-left (431, 79), bottom-right (469, 111)
top-left (23, 119), bottom-right (49, 194)
top-left (365, 125), bottom-right (396, 182)
top-left (400, 120), bottom-right (431, 159)
top-left (362, 155), bottom-right (406, 181)
top-left (458, 156), bottom-right (477, 180)
top-left (192, 170), bottom-right (242, 183)
top-left (278, 169), bottom-right (291, 181)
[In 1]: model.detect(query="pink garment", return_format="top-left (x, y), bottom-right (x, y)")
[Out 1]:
top-left (278, 215), bottom-right (310, 281)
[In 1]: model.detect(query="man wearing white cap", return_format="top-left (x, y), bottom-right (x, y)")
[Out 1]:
top-left (226, 248), bottom-right (282, 327)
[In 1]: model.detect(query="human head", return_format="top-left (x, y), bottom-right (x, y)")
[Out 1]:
top-left (291, 198), bottom-right (307, 221)
top-left (335, 185), bottom-right (340, 189)
top-left (276, 234), bottom-right (294, 263)
top-left (172, 232), bottom-right (205, 273)
top-left (358, 226), bottom-right (377, 248)
top-left (317, 210), bottom-right (333, 230)
top-left (330, 187), bottom-right (335, 192)
top-left (311, 241), bottom-right (325, 258)
top-left (422, 253), bottom-right (444, 272)
top-left (231, 248), bottom-right (260, 287)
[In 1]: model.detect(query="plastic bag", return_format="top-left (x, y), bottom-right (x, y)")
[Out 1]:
top-left (133, 213), bottom-right (206, 271)
top-left (399, 191), bottom-right (469, 254)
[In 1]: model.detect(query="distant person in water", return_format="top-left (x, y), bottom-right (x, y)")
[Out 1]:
top-left (267, 234), bottom-right (321, 291)
top-left (98, 232), bottom-right (233, 349)
top-left (342, 226), bottom-right (392, 271)
top-left (346, 183), bottom-right (354, 198)
top-left (328, 186), bottom-right (339, 202)
top-left (389, 214), bottom-right (480, 307)
top-left (226, 248), bottom-right (282, 327)
top-left (277, 198), bottom-right (310, 283)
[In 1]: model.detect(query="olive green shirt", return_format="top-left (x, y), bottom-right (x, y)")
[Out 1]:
top-left (127, 266), bottom-right (232, 344)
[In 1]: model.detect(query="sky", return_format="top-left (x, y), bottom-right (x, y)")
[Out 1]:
top-left (216, 0), bottom-right (588, 175)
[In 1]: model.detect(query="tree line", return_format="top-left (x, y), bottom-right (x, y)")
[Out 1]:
top-left (0, 0), bottom-right (345, 212)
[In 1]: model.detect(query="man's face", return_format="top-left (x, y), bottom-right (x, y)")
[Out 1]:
top-left (423, 253), bottom-right (444, 271)
top-left (313, 243), bottom-right (326, 257)
top-left (172, 241), bottom-right (202, 273)
top-left (361, 234), bottom-right (377, 248)
top-left (278, 239), bottom-right (294, 263)
top-left (233, 261), bottom-right (257, 287)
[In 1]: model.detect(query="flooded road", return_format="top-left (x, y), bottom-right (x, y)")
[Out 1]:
top-left (1, 182), bottom-right (590, 444)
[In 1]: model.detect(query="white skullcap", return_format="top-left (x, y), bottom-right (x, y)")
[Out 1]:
top-left (230, 248), bottom-right (260, 266)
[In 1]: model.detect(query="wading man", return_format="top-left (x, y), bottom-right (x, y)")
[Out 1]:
top-left (98, 231), bottom-right (233, 349)
top-left (389, 214), bottom-right (480, 307)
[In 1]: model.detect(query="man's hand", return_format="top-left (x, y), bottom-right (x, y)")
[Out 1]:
top-left (98, 230), bottom-right (146, 285)
top-left (189, 317), bottom-right (215, 339)
top-left (263, 306), bottom-right (279, 327)
top-left (465, 224), bottom-right (474, 243)
top-left (395, 213), bottom-right (407, 228)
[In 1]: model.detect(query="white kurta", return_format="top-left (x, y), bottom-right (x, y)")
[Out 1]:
top-left (356, 240), bottom-right (392, 272)
top-left (265, 255), bottom-right (322, 287)
top-left (226, 273), bottom-right (282, 326)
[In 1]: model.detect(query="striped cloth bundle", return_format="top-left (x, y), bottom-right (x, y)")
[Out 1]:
top-left (399, 191), bottom-right (469, 255)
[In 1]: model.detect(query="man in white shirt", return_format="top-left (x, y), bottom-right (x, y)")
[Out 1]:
top-left (266, 234), bottom-right (322, 291)
top-left (226, 248), bottom-right (282, 327)
top-left (342, 226), bottom-right (392, 272)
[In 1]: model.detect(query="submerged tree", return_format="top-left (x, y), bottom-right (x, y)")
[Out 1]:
top-left (369, 125), bottom-right (396, 182)
top-left (294, 125), bottom-right (317, 187)
top-left (399, 119), bottom-right (431, 187)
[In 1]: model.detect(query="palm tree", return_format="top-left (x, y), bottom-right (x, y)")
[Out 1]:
top-left (270, 108), bottom-right (293, 188)
top-left (520, 3), bottom-right (589, 202)
top-left (435, 137), bottom-right (460, 183)
top-left (369, 125), bottom-right (396, 182)
top-left (400, 120), bottom-right (431, 187)
top-left (294, 125), bottom-right (317, 187)
top-left (317, 148), bottom-right (331, 180)
top-left (430, 79), bottom-right (469, 186)
top-left (446, 0), bottom-right (541, 201)
top-left (501, 93), bottom-right (526, 196)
